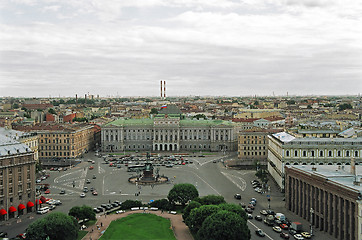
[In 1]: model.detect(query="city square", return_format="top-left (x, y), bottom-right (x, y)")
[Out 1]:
top-left (0, 151), bottom-right (333, 239)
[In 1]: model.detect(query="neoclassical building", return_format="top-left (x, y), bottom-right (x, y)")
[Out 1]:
top-left (267, 132), bottom-right (362, 191)
top-left (285, 165), bottom-right (362, 240)
top-left (0, 134), bottom-right (36, 221)
top-left (101, 106), bottom-right (237, 152)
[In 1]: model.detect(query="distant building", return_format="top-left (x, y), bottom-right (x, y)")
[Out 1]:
top-left (102, 105), bottom-right (236, 152)
top-left (237, 128), bottom-right (282, 166)
top-left (267, 132), bottom-right (362, 191)
top-left (0, 134), bottom-right (36, 221)
top-left (285, 164), bottom-right (361, 240)
top-left (13, 123), bottom-right (95, 164)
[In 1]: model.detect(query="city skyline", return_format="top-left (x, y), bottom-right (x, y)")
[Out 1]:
top-left (1, 0), bottom-right (362, 97)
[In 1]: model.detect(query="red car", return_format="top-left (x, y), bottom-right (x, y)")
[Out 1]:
top-left (44, 189), bottom-right (50, 194)
top-left (280, 223), bottom-right (289, 230)
top-left (89, 166), bottom-right (94, 170)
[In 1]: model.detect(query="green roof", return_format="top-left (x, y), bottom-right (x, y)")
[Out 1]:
top-left (180, 119), bottom-right (233, 126)
top-left (105, 118), bottom-right (153, 127)
top-left (105, 118), bottom-right (233, 127)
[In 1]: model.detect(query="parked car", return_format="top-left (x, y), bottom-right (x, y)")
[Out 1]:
top-left (247, 214), bottom-right (253, 219)
top-left (44, 189), bottom-right (50, 194)
top-left (245, 208), bottom-right (253, 213)
top-left (293, 234), bottom-right (304, 240)
top-left (234, 194), bottom-right (241, 200)
top-left (255, 229), bottom-right (265, 237)
top-left (60, 190), bottom-right (66, 194)
top-left (93, 175), bottom-right (96, 179)
top-left (260, 209), bottom-right (268, 215)
top-left (280, 223), bottom-right (289, 230)
top-left (92, 191), bottom-right (98, 196)
top-left (273, 226), bottom-right (282, 233)
top-left (0, 232), bottom-right (8, 237)
top-left (255, 215), bottom-right (262, 221)
top-left (301, 232), bottom-right (311, 239)
top-left (86, 179), bottom-right (91, 184)
top-left (280, 232), bottom-right (290, 239)
top-left (80, 193), bottom-right (86, 198)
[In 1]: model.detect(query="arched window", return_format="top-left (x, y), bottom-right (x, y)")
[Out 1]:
top-left (286, 151), bottom-right (290, 157)
top-left (319, 151), bottom-right (323, 157)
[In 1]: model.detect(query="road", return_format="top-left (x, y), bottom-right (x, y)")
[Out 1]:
top-left (0, 151), bottom-right (335, 239)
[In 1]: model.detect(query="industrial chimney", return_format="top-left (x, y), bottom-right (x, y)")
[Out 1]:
top-left (164, 80), bottom-right (166, 99)
top-left (160, 80), bottom-right (163, 98)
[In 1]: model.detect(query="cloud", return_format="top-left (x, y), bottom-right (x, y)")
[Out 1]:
top-left (0, 0), bottom-right (361, 97)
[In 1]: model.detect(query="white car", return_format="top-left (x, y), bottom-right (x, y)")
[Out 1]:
top-left (294, 234), bottom-right (304, 240)
top-left (80, 193), bottom-right (86, 198)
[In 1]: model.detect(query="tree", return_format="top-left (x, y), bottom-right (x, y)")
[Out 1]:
top-left (186, 205), bottom-right (220, 233)
top-left (194, 195), bottom-right (226, 206)
top-left (182, 201), bottom-right (201, 221)
top-left (218, 203), bottom-right (247, 221)
top-left (26, 212), bottom-right (78, 240)
top-left (150, 199), bottom-right (171, 210)
top-left (338, 103), bottom-right (352, 111)
top-left (150, 108), bottom-right (158, 115)
top-left (193, 114), bottom-right (206, 120)
top-left (69, 205), bottom-right (96, 220)
top-left (120, 200), bottom-right (142, 210)
top-left (167, 183), bottom-right (199, 206)
top-left (48, 108), bottom-right (56, 115)
top-left (197, 210), bottom-right (250, 240)
top-left (255, 169), bottom-right (269, 184)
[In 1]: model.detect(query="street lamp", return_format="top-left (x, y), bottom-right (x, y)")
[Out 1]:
top-left (310, 208), bottom-right (314, 236)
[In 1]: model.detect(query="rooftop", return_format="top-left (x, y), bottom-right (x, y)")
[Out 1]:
top-left (287, 165), bottom-right (362, 195)
top-left (0, 133), bottom-right (32, 157)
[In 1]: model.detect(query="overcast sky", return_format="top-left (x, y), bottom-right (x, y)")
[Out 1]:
top-left (0, 0), bottom-right (361, 98)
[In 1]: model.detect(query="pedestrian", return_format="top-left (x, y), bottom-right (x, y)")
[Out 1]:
top-left (161, 209), bottom-right (164, 214)
top-left (91, 228), bottom-right (93, 233)
top-left (101, 222), bottom-right (103, 227)
top-left (109, 199), bottom-right (111, 204)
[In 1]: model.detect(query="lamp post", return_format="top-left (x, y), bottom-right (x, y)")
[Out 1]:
top-left (310, 207), bottom-right (314, 236)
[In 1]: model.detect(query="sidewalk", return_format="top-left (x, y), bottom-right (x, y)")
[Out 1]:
top-left (83, 210), bottom-right (194, 240)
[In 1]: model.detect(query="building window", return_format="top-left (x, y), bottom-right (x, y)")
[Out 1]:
top-left (294, 151), bottom-right (298, 157)
top-left (346, 151), bottom-right (350, 157)
top-left (319, 151), bottom-right (323, 157)
top-left (286, 151), bottom-right (290, 157)
top-left (328, 151), bottom-right (332, 157)
top-left (355, 151), bottom-right (359, 157)
top-left (303, 151), bottom-right (307, 157)
top-left (337, 151), bottom-right (341, 157)
top-left (311, 151), bottom-right (315, 157)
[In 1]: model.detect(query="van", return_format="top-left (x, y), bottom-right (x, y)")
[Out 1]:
top-left (37, 207), bottom-right (49, 214)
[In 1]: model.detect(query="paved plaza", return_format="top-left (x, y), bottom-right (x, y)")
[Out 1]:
top-left (0, 151), bottom-right (335, 239)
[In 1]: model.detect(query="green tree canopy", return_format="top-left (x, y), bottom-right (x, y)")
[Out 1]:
top-left (120, 200), bottom-right (142, 210)
top-left (194, 195), bottom-right (226, 206)
top-left (150, 108), bottom-right (158, 115)
top-left (167, 183), bottom-right (199, 206)
top-left (197, 210), bottom-right (251, 240)
top-left (338, 103), bottom-right (352, 111)
top-left (182, 200), bottom-right (201, 221)
top-left (218, 203), bottom-right (247, 221)
top-left (150, 199), bottom-right (171, 210)
top-left (48, 108), bottom-right (56, 115)
top-left (26, 212), bottom-right (78, 240)
top-left (69, 205), bottom-right (96, 221)
top-left (186, 205), bottom-right (220, 233)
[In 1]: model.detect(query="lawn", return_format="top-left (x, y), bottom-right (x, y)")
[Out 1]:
top-left (99, 213), bottom-right (176, 240)
top-left (77, 231), bottom-right (87, 240)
